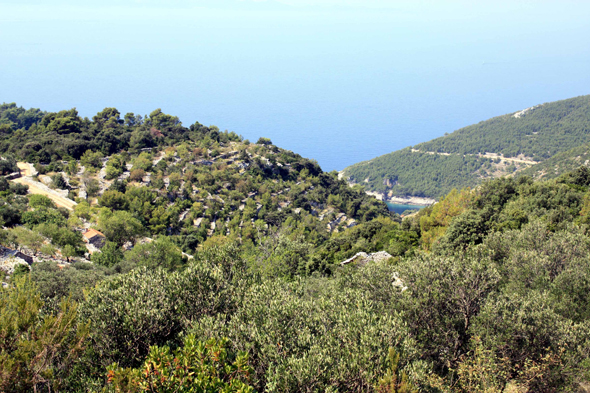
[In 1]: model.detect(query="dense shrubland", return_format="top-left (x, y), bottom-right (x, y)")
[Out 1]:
top-left (2, 102), bottom-right (590, 391)
top-left (0, 103), bottom-right (388, 275)
top-left (3, 166), bottom-right (590, 391)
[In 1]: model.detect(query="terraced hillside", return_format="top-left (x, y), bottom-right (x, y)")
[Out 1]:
top-left (0, 103), bottom-right (390, 275)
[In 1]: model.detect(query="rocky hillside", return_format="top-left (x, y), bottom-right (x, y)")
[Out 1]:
top-left (0, 104), bottom-right (390, 277)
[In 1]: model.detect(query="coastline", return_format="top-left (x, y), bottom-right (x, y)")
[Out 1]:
top-left (386, 195), bottom-right (436, 206)
top-left (368, 191), bottom-right (435, 206)
top-left (339, 171), bottom-right (436, 206)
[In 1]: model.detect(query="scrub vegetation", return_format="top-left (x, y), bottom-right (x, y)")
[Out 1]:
top-left (2, 103), bottom-right (590, 392)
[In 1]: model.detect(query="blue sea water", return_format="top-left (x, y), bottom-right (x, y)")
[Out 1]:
top-left (1, 1), bottom-right (589, 172)
top-left (385, 203), bottom-right (425, 216)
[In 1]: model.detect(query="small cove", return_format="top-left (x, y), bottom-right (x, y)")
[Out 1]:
top-left (386, 202), bottom-right (426, 215)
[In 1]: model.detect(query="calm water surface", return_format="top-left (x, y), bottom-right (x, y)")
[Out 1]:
top-left (386, 203), bottom-right (426, 215)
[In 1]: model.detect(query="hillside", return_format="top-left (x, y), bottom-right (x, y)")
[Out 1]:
top-left (3, 102), bottom-right (590, 392)
top-left (342, 95), bottom-right (590, 199)
top-left (517, 141), bottom-right (590, 180)
top-left (0, 103), bottom-right (390, 276)
top-left (4, 148), bottom-right (590, 391)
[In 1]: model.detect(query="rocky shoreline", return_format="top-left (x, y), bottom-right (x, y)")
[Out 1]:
top-left (339, 171), bottom-right (436, 206)
top-left (386, 195), bottom-right (436, 206)
top-left (366, 191), bottom-right (435, 206)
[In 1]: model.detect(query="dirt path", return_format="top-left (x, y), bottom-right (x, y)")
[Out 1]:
top-left (477, 153), bottom-right (537, 165)
top-left (13, 163), bottom-right (77, 211)
top-left (17, 162), bottom-right (35, 176)
top-left (410, 149), bottom-right (537, 165)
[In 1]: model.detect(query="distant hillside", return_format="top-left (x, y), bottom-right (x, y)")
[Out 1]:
top-left (342, 95), bottom-right (590, 199)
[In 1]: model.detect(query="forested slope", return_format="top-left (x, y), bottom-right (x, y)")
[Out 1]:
top-left (416, 94), bottom-right (590, 159)
top-left (341, 148), bottom-right (492, 198)
top-left (343, 94), bottom-right (590, 198)
top-left (0, 103), bottom-right (390, 278)
top-left (517, 141), bottom-right (590, 180)
top-left (4, 101), bottom-right (590, 392)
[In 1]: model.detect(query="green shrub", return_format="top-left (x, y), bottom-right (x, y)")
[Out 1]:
top-left (106, 336), bottom-right (255, 393)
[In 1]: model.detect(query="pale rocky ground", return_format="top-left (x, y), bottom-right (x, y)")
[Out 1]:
top-left (14, 163), bottom-right (77, 210)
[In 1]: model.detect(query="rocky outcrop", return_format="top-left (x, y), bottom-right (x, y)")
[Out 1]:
top-left (339, 251), bottom-right (408, 291)
top-left (513, 104), bottom-right (541, 118)
top-left (0, 247), bottom-right (32, 274)
top-left (340, 251), bottom-right (393, 266)
top-left (383, 177), bottom-right (398, 188)
top-left (392, 272), bottom-right (408, 292)
top-left (387, 195), bottom-right (436, 206)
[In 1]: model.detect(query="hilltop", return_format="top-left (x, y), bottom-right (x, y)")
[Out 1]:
top-left (0, 103), bottom-right (389, 275)
top-left (342, 95), bottom-right (590, 199)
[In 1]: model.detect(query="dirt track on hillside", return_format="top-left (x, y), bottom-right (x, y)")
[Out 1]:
top-left (410, 149), bottom-right (537, 165)
top-left (13, 163), bottom-right (77, 211)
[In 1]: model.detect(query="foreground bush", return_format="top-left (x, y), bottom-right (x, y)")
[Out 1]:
top-left (106, 336), bottom-right (255, 393)
top-left (0, 277), bottom-right (88, 392)
top-left (192, 278), bottom-right (427, 391)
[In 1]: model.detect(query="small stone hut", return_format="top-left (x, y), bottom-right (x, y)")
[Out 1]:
top-left (82, 229), bottom-right (106, 249)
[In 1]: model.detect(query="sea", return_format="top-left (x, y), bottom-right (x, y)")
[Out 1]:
top-left (385, 203), bottom-right (425, 216)
top-left (2, 1), bottom-right (589, 176)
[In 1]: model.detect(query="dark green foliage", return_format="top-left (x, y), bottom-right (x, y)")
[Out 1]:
top-left (518, 142), bottom-right (590, 181)
top-left (344, 148), bottom-right (489, 197)
top-left (28, 194), bottom-right (56, 209)
top-left (11, 263), bottom-right (30, 278)
top-left (31, 261), bottom-right (106, 303)
top-left (434, 209), bottom-right (488, 252)
top-left (22, 207), bottom-right (67, 227)
top-left (0, 104), bottom-right (242, 164)
top-left (0, 104), bottom-right (392, 269)
top-left (311, 217), bottom-right (417, 271)
top-left (98, 210), bottom-right (145, 246)
top-left (91, 242), bottom-right (124, 268)
top-left (0, 202), bottom-right (21, 226)
top-left (35, 223), bottom-right (83, 250)
top-left (0, 102), bottom-right (45, 131)
top-left (4, 99), bottom-right (590, 391)
top-left (0, 177), bottom-right (13, 192)
top-left (8, 182), bottom-right (28, 195)
top-left (123, 236), bottom-right (186, 271)
top-left (0, 156), bottom-right (18, 175)
top-left (256, 137), bottom-right (272, 145)
top-left (418, 95), bottom-right (590, 160)
top-left (4, 164), bottom-right (590, 391)
top-left (99, 190), bottom-right (128, 210)
top-left (51, 173), bottom-right (67, 189)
